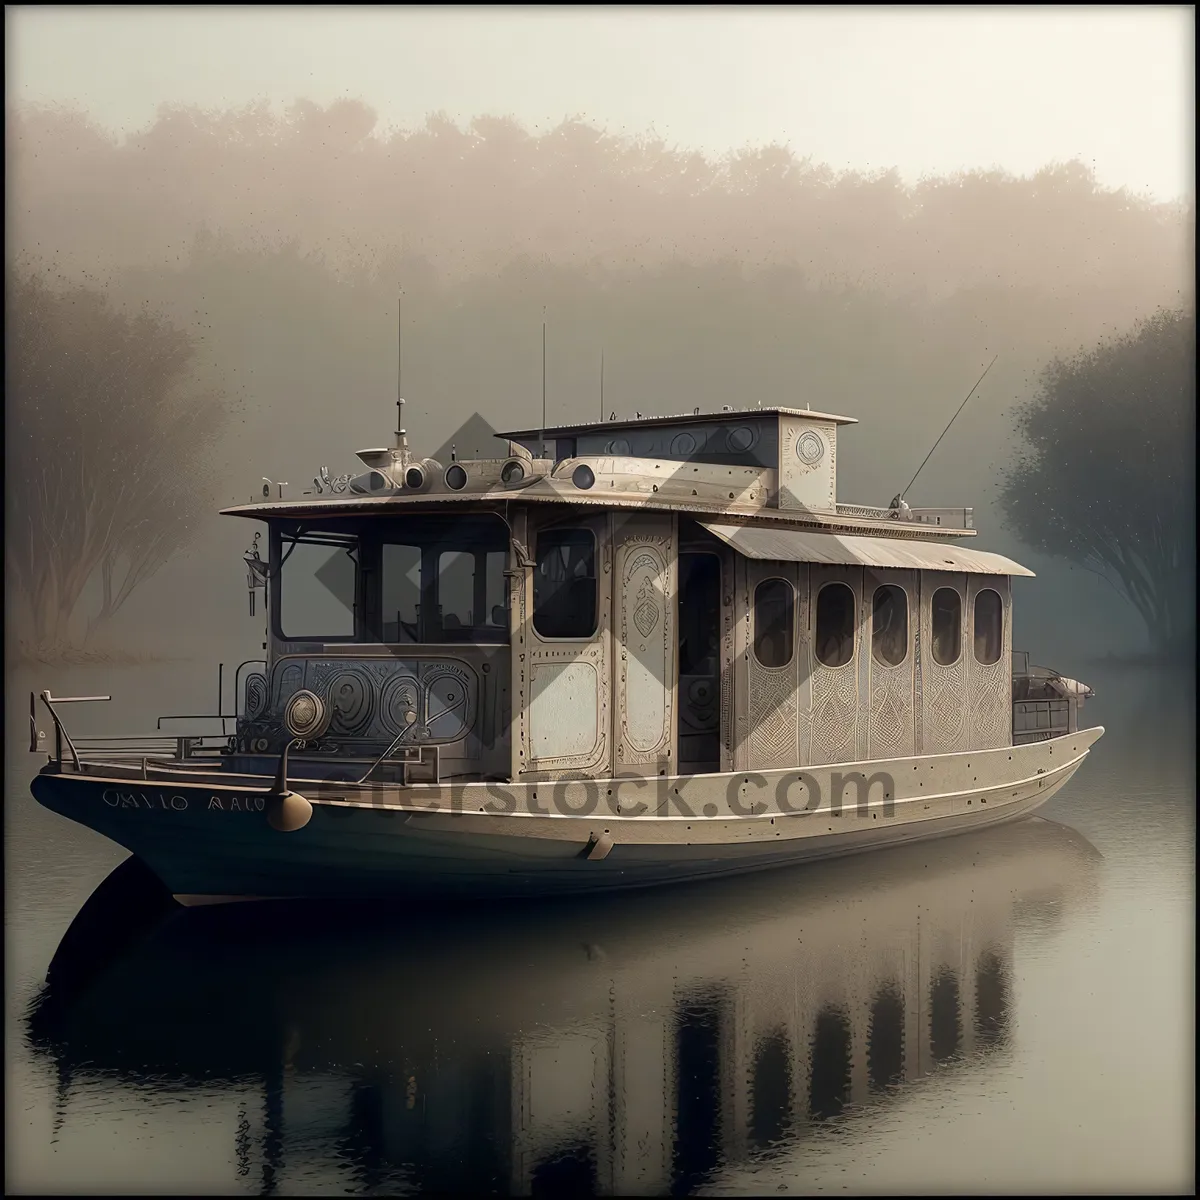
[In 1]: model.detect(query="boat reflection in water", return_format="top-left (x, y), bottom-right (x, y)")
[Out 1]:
top-left (27, 816), bottom-right (1100, 1196)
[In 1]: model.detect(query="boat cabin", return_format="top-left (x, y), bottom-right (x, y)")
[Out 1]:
top-left (222, 405), bottom-right (1050, 785)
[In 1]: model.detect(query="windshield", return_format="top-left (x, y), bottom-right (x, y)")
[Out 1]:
top-left (277, 528), bottom-right (359, 640)
top-left (272, 515), bottom-right (510, 644)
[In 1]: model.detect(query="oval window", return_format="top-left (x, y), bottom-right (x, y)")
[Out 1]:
top-left (815, 582), bottom-right (855, 668)
top-left (753, 578), bottom-right (794, 668)
top-left (931, 587), bottom-right (962, 666)
top-left (973, 589), bottom-right (1003, 665)
top-left (871, 585), bottom-right (908, 667)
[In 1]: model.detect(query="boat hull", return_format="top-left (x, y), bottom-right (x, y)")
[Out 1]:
top-left (30, 727), bottom-right (1103, 900)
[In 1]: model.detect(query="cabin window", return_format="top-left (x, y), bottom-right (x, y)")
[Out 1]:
top-left (484, 551), bottom-right (509, 632)
top-left (438, 551), bottom-right (475, 632)
top-left (974, 588), bottom-right (1003, 665)
top-left (376, 515), bottom-right (509, 643)
top-left (534, 528), bottom-right (597, 639)
top-left (871, 585), bottom-right (908, 667)
top-left (380, 542), bottom-right (421, 642)
top-left (436, 549), bottom-right (509, 640)
top-left (277, 530), bottom-right (359, 640)
top-left (931, 587), bottom-right (962, 666)
top-left (815, 583), bottom-right (855, 668)
top-left (753, 578), bottom-right (794, 668)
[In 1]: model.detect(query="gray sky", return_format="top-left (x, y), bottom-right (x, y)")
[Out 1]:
top-left (6, 5), bottom-right (1195, 200)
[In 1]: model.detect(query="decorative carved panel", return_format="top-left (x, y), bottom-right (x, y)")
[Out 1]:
top-left (919, 572), bottom-right (969, 755)
top-left (966, 576), bottom-right (1012, 750)
top-left (614, 514), bottom-right (675, 772)
top-left (777, 415), bottom-right (838, 512)
top-left (268, 655), bottom-right (478, 746)
top-left (865, 569), bottom-right (917, 761)
top-left (718, 544), bottom-right (738, 772)
top-left (742, 560), bottom-right (800, 771)
top-left (807, 566), bottom-right (863, 766)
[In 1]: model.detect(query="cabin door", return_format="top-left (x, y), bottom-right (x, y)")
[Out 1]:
top-left (520, 511), bottom-right (612, 778)
top-left (677, 552), bottom-right (722, 773)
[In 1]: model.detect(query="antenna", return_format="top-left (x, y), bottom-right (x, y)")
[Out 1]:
top-left (395, 293), bottom-right (404, 447)
top-left (541, 317), bottom-right (547, 458)
top-left (900, 354), bottom-right (998, 502)
top-left (394, 293), bottom-right (411, 463)
top-left (599, 350), bottom-right (604, 422)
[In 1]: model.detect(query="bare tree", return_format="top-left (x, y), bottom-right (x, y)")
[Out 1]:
top-left (6, 265), bottom-right (227, 649)
top-left (999, 306), bottom-right (1196, 659)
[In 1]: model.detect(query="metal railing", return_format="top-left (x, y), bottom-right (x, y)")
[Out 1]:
top-left (31, 691), bottom-right (111, 770)
top-left (155, 658), bottom-right (267, 734)
top-left (836, 504), bottom-right (974, 529)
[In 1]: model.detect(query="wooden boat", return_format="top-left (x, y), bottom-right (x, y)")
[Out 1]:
top-left (29, 399), bottom-right (1101, 900)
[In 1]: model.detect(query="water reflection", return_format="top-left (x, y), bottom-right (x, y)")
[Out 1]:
top-left (26, 817), bottom-right (1100, 1195)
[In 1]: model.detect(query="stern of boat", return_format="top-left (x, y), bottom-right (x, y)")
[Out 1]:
top-left (1011, 651), bottom-right (1096, 746)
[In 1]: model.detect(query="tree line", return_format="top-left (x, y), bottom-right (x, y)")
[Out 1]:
top-left (4, 99), bottom-right (1194, 658)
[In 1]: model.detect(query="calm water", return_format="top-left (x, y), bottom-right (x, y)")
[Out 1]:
top-left (5, 661), bottom-right (1194, 1195)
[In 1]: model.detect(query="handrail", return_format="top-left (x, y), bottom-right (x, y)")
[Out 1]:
top-left (356, 714), bottom-right (425, 785)
top-left (37, 690), bottom-right (111, 770)
top-left (155, 659), bottom-right (269, 733)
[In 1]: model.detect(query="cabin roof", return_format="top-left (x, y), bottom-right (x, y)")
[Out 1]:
top-left (700, 521), bottom-right (1033, 576)
top-left (220, 491), bottom-right (975, 540)
top-left (500, 406), bottom-right (857, 440)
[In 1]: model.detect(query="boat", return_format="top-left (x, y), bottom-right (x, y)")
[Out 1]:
top-left (29, 394), bottom-right (1102, 900)
top-left (27, 817), bottom-right (1101, 1193)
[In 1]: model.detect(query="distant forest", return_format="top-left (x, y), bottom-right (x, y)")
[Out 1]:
top-left (6, 101), bottom-right (1194, 659)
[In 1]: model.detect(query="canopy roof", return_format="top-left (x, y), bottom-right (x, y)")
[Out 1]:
top-left (699, 522), bottom-right (1033, 576)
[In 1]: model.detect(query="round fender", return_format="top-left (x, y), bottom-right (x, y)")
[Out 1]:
top-left (266, 790), bottom-right (313, 832)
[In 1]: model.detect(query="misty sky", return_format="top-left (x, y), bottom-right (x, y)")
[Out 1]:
top-left (7, 6), bottom-right (1194, 202)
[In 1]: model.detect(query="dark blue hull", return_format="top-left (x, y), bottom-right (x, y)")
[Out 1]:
top-left (30, 768), bottom-right (1045, 901)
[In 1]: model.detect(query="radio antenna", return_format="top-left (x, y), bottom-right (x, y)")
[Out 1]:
top-left (394, 293), bottom-right (410, 462)
top-left (395, 293), bottom-right (404, 446)
top-left (599, 350), bottom-right (604, 422)
top-left (900, 354), bottom-right (998, 502)
top-left (541, 316), bottom-right (547, 458)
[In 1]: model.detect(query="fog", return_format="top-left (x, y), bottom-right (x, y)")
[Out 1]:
top-left (8, 7), bottom-right (1194, 201)
top-left (5, 6), bottom-right (1194, 666)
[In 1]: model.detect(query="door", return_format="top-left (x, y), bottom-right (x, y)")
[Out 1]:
top-left (677, 552), bottom-right (722, 773)
top-left (521, 511), bottom-right (612, 777)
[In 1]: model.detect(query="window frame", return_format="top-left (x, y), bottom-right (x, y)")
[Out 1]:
top-left (272, 514), bottom-right (512, 647)
top-left (532, 525), bottom-right (599, 642)
top-left (814, 580), bottom-right (857, 670)
top-left (271, 521), bottom-right (363, 644)
top-left (972, 587), bottom-right (1004, 666)
top-left (930, 585), bottom-right (963, 667)
top-left (752, 576), bottom-right (795, 669)
top-left (871, 583), bottom-right (909, 668)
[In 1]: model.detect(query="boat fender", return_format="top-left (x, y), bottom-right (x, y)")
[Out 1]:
top-left (584, 831), bottom-right (614, 861)
top-left (265, 737), bottom-right (314, 832)
top-left (267, 789), bottom-right (314, 833)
